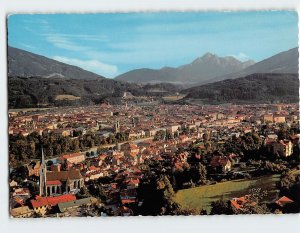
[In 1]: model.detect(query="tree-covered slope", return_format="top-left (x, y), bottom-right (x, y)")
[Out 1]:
top-left (8, 76), bottom-right (183, 108)
top-left (182, 73), bottom-right (299, 104)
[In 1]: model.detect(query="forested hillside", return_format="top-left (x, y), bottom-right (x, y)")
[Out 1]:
top-left (8, 76), bottom-right (182, 108)
top-left (182, 73), bottom-right (299, 104)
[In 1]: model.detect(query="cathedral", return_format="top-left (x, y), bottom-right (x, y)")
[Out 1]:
top-left (39, 148), bottom-right (84, 196)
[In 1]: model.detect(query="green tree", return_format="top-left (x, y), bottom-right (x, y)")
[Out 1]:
top-left (197, 163), bottom-right (207, 184)
top-left (237, 188), bottom-right (270, 214)
top-left (174, 131), bottom-right (179, 138)
top-left (46, 146), bottom-right (53, 158)
top-left (72, 139), bottom-right (80, 152)
top-left (55, 144), bottom-right (62, 156)
top-left (154, 130), bottom-right (166, 141)
top-left (166, 130), bottom-right (173, 140)
top-left (77, 186), bottom-right (91, 199)
top-left (210, 199), bottom-right (233, 215)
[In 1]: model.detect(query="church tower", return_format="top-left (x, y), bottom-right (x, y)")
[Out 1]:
top-left (115, 120), bottom-right (120, 133)
top-left (132, 117), bottom-right (136, 127)
top-left (39, 147), bottom-right (47, 196)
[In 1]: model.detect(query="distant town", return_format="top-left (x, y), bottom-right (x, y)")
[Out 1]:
top-left (9, 101), bottom-right (300, 217)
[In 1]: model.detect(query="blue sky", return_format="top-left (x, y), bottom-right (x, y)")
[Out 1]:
top-left (8, 12), bottom-right (298, 78)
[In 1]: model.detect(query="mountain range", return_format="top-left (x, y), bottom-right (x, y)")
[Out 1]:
top-left (8, 46), bottom-right (105, 80)
top-left (209, 47), bottom-right (299, 83)
top-left (115, 48), bottom-right (298, 85)
top-left (115, 53), bottom-right (255, 85)
top-left (8, 46), bottom-right (298, 86)
top-left (7, 46), bottom-right (299, 108)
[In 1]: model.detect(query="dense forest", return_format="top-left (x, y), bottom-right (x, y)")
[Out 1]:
top-left (8, 76), bottom-right (182, 108)
top-left (182, 73), bottom-right (299, 104)
top-left (8, 73), bottom-right (299, 108)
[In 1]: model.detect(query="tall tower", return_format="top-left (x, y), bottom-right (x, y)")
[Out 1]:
top-left (115, 120), bottom-right (120, 133)
top-left (132, 117), bottom-right (136, 127)
top-left (39, 147), bottom-right (47, 196)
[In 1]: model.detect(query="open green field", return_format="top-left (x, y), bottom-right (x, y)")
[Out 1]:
top-left (162, 94), bottom-right (186, 101)
top-left (174, 174), bottom-right (280, 213)
top-left (55, 94), bottom-right (81, 100)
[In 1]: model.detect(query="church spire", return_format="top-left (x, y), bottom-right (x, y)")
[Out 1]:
top-left (41, 146), bottom-right (45, 165)
top-left (39, 147), bottom-right (47, 196)
top-left (115, 120), bottom-right (120, 133)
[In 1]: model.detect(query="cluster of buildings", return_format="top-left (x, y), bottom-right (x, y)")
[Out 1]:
top-left (9, 103), bottom-right (300, 217)
top-left (230, 194), bottom-right (297, 214)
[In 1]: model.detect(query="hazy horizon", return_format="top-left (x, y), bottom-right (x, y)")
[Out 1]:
top-left (8, 12), bottom-right (298, 78)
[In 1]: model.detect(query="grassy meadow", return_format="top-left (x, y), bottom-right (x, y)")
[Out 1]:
top-left (174, 174), bottom-right (280, 213)
top-left (55, 94), bottom-right (81, 100)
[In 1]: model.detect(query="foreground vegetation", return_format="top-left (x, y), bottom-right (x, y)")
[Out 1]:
top-left (174, 174), bottom-right (280, 213)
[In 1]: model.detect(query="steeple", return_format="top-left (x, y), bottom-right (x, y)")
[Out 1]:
top-left (115, 120), bottom-right (120, 133)
top-left (39, 147), bottom-right (47, 196)
top-left (41, 146), bottom-right (45, 164)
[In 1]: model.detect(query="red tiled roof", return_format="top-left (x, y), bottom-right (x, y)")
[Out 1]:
top-left (230, 195), bottom-right (256, 210)
top-left (121, 199), bottom-right (136, 204)
top-left (89, 166), bottom-right (98, 171)
top-left (14, 196), bottom-right (25, 205)
top-left (195, 155), bottom-right (201, 159)
top-left (128, 179), bottom-right (140, 185)
top-left (230, 197), bottom-right (247, 210)
top-left (275, 196), bottom-right (294, 207)
top-left (46, 180), bottom-right (62, 186)
top-left (62, 153), bottom-right (82, 159)
top-left (31, 194), bottom-right (76, 208)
